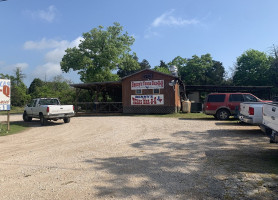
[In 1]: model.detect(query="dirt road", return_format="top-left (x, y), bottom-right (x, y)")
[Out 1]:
top-left (0, 115), bottom-right (278, 199)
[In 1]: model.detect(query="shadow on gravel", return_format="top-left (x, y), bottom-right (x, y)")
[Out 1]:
top-left (10, 120), bottom-right (65, 127)
top-left (208, 128), bottom-right (265, 137)
top-left (86, 136), bottom-right (226, 199)
top-left (178, 117), bottom-right (216, 121)
top-left (179, 118), bottom-right (239, 121)
top-left (85, 128), bottom-right (278, 199)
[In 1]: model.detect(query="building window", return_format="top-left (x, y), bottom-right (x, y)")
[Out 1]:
top-left (135, 89), bottom-right (142, 94)
top-left (153, 89), bottom-right (160, 94)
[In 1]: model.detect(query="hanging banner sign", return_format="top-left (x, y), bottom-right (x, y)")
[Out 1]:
top-left (131, 80), bottom-right (164, 90)
top-left (131, 95), bottom-right (164, 105)
top-left (0, 79), bottom-right (11, 111)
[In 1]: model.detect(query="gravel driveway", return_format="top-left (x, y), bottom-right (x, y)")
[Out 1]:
top-left (0, 115), bottom-right (278, 200)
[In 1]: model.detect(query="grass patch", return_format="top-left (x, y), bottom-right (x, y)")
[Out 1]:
top-left (0, 122), bottom-right (29, 136)
top-left (0, 107), bottom-right (24, 115)
top-left (131, 112), bottom-right (213, 119)
top-left (77, 112), bottom-right (215, 119)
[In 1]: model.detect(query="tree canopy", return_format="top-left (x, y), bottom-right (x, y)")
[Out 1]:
top-left (233, 49), bottom-right (271, 86)
top-left (61, 22), bottom-right (136, 83)
top-left (169, 54), bottom-right (225, 85)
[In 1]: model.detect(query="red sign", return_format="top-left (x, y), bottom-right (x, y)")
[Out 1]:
top-left (131, 95), bottom-right (164, 105)
top-left (131, 80), bottom-right (164, 90)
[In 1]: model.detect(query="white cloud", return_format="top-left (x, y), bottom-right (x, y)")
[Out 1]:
top-left (145, 9), bottom-right (199, 39)
top-left (12, 63), bottom-right (29, 70)
top-left (25, 37), bottom-right (83, 80)
top-left (24, 38), bottom-right (68, 50)
top-left (144, 28), bottom-right (160, 39)
top-left (24, 5), bottom-right (57, 23)
top-left (33, 62), bottom-right (62, 80)
top-left (151, 9), bottom-right (199, 27)
top-left (0, 62), bottom-right (29, 77)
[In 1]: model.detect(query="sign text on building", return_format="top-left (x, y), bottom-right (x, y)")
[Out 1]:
top-left (131, 95), bottom-right (164, 105)
top-left (0, 79), bottom-right (11, 111)
top-left (131, 80), bottom-right (164, 90)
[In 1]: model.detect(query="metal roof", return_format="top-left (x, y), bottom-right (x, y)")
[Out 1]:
top-left (121, 69), bottom-right (178, 80)
top-left (70, 81), bottom-right (122, 89)
top-left (185, 85), bottom-right (273, 92)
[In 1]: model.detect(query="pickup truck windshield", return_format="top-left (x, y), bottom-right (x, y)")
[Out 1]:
top-left (39, 99), bottom-right (59, 105)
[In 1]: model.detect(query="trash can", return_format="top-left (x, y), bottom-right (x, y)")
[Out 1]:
top-left (182, 100), bottom-right (191, 113)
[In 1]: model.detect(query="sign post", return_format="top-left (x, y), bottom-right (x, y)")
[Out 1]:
top-left (0, 79), bottom-right (11, 131)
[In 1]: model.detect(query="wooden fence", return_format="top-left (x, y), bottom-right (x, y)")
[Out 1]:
top-left (74, 102), bottom-right (123, 114)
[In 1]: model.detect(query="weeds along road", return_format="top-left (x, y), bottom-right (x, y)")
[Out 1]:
top-left (0, 115), bottom-right (278, 200)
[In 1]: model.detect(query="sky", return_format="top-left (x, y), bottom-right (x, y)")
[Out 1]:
top-left (1, 0), bottom-right (278, 87)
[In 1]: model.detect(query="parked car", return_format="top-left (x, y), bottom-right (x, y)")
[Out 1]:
top-left (203, 93), bottom-right (268, 120)
top-left (23, 98), bottom-right (75, 126)
top-left (260, 102), bottom-right (278, 143)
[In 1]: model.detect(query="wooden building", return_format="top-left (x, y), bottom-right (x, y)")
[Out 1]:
top-left (121, 69), bottom-right (181, 114)
top-left (71, 69), bottom-right (182, 114)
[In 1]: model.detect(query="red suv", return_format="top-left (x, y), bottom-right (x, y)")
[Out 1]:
top-left (204, 93), bottom-right (264, 120)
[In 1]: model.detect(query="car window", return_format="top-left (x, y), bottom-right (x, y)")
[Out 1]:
top-left (32, 100), bottom-right (37, 107)
top-left (207, 94), bottom-right (226, 102)
top-left (243, 94), bottom-right (258, 102)
top-left (229, 94), bottom-right (244, 102)
top-left (39, 99), bottom-right (59, 105)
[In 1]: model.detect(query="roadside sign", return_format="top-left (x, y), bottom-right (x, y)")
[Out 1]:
top-left (0, 79), bottom-right (11, 111)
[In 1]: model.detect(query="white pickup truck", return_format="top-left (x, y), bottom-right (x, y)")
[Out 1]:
top-left (23, 98), bottom-right (75, 126)
top-left (239, 102), bottom-right (264, 124)
top-left (261, 102), bottom-right (278, 143)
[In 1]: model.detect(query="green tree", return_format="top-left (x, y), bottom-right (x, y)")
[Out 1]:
top-left (1, 71), bottom-right (30, 107)
top-left (169, 54), bottom-right (225, 85)
top-left (268, 45), bottom-right (278, 94)
top-left (11, 82), bottom-right (31, 107)
top-left (28, 78), bottom-right (44, 98)
top-left (117, 53), bottom-right (141, 78)
top-left (168, 56), bottom-right (187, 79)
top-left (154, 60), bottom-right (171, 74)
top-left (61, 22), bottom-right (135, 83)
top-left (205, 61), bottom-right (225, 85)
top-left (31, 76), bottom-right (75, 104)
top-left (233, 49), bottom-right (271, 86)
top-left (139, 59), bottom-right (151, 70)
top-left (13, 67), bottom-right (26, 86)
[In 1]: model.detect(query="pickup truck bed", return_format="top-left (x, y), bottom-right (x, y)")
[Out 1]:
top-left (239, 102), bottom-right (264, 124)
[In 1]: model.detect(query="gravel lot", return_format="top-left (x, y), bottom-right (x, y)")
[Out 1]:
top-left (0, 114), bottom-right (278, 200)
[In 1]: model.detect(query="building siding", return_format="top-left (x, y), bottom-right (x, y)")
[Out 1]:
top-left (122, 70), bottom-right (180, 114)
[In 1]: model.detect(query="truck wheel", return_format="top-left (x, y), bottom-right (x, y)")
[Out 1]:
top-left (63, 117), bottom-right (70, 123)
top-left (23, 112), bottom-right (32, 122)
top-left (216, 109), bottom-right (230, 120)
top-left (40, 114), bottom-right (47, 126)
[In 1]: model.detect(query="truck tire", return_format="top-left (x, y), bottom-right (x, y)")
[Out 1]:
top-left (23, 112), bottom-right (32, 122)
top-left (40, 114), bottom-right (47, 126)
top-left (216, 109), bottom-right (230, 120)
top-left (63, 117), bottom-right (70, 123)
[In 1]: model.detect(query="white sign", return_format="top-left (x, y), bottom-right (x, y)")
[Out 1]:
top-left (0, 79), bottom-right (11, 111)
top-left (131, 95), bottom-right (164, 105)
top-left (131, 80), bottom-right (164, 90)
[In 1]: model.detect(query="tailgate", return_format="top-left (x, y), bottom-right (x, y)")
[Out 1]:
top-left (48, 105), bottom-right (74, 115)
top-left (240, 103), bottom-right (250, 116)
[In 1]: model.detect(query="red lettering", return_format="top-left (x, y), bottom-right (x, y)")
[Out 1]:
top-left (3, 85), bottom-right (10, 97)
